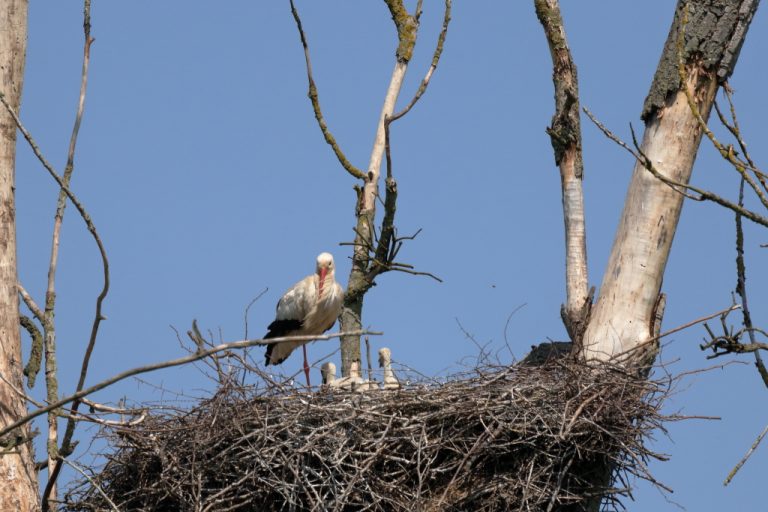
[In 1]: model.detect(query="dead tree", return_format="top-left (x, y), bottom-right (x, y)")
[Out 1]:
top-left (535, 1), bottom-right (760, 507)
top-left (0, 1), bottom-right (39, 511)
top-left (576, 0), bottom-right (759, 364)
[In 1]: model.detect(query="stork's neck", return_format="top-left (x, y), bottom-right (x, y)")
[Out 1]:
top-left (317, 270), bottom-right (335, 299)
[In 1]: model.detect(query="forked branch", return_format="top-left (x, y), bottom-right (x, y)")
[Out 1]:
top-left (289, 0), bottom-right (366, 180)
top-left (582, 107), bottom-right (768, 228)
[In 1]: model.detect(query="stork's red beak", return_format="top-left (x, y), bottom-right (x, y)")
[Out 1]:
top-left (318, 267), bottom-right (328, 297)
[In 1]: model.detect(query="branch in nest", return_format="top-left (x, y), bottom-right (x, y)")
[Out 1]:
top-left (0, 328), bottom-right (382, 440)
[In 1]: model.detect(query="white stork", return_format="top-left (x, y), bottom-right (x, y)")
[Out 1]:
top-left (264, 252), bottom-right (344, 386)
top-left (379, 347), bottom-right (400, 390)
top-left (321, 361), bottom-right (337, 386)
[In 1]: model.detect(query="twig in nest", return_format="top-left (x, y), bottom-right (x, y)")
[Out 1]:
top-left (65, 360), bottom-right (679, 511)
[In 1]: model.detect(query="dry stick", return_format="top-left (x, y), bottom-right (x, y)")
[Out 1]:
top-left (288, 0), bottom-right (365, 180)
top-left (365, 337), bottom-right (373, 384)
top-left (582, 107), bottom-right (768, 228)
top-left (734, 178), bottom-right (768, 387)
top-left (719, 179), bottom-right (768, 485)
top-left (17, 283), bottom-right (44, 322)
top-left (59, 457), bottom-right (120, 512)
top-left (0, 330), bottom-right (379, 440)
top-left (723, 426), bottom-right (768, 485)
top-left (716, 86), bottom-right (768, 384)
top-left (725, 423), bottom-right (768, 486)
top-left (534, 0), bottom-right (589, 346)
top-left (713, 91), bottom-right (767, 186)
top-left (40, 4), bottom-right (97, 507)
top-left (388, 0), bottom-right (451, 123)
top-left (0, 87), bottom-right (113, 396)
top-left (616, 305), bottom-right (742, 361)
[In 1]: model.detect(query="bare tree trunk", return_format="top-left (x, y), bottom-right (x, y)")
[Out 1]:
top-left (340, 61), bottom-right (407, 376)
top-left (534, 0), bottom-right (590, 348)
top-left (0, 1), bottom-right (38, 511)
top-left (582, 0), bottom-right (759, 364)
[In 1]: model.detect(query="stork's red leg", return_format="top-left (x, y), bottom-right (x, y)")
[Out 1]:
top-left (302, 344), bottom-right (311, 387)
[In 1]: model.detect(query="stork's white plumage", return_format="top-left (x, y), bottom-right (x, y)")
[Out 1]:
top-left (379, 347), bottom-right (400, 390)
top-left (321, 362), bottom-right (337, 386)
top-left (264, 253), bottom-right (344, 384)
top-left (328, 360), bottom-right (365, 391)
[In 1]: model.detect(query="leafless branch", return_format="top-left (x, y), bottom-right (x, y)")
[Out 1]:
top-left (288, 0), bottom-right (365, 180)
top-left (0, 368), bottom-right (43, 408)
top-left (535, 0), bottom-right (589, 348)
top-left (0, 329), bottom-right (380, 440)
top-left (40, 3), bottom-right (96, 507)
top-left (616, 304), bottom-right (742, 362)
top-left (724, 423), bottom-right (768, 486)
top-left (583, 107), bottom-right (768, 228)
top-left (389, 0), bottom-right (452, 122)
top-left (60, 457), bottom-right (120, 512)
top-left (676, 8), bottom-right (768, 210)
top-left (17, 282), bottom-right (44, 323)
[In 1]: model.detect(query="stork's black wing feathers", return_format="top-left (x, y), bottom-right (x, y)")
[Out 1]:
top-left (265, 319), bottom-right (303, 339)
top-left (264, 319), bottom-right (303, 366)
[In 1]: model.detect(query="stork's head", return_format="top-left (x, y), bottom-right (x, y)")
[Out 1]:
top-left (315, 252), bottom-right (335, 293)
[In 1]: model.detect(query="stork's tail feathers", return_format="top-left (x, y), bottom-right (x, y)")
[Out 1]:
top-left (264, 319), bottom-right (303, 366)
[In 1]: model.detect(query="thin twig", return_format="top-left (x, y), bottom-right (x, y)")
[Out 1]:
top-left (724, 423), bottom-right (768, 486)
top-left (41, 4), bottom-right (99, 506)
top-left (17, 282), bottom-right (44, 323)
top-left (617, 304), bottom-right (742, 360)
top-left (60, 457), bottom-right (120, 512)
top-left (676, 7), bottom-right (768, 210)
top-left (389, 0), bottom-right (452, 122)
top-left (583, 107), bottom-right (768, 228)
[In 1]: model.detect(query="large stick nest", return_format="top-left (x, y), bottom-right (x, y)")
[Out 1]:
top-left (64, 357), bottom-right (670, 511)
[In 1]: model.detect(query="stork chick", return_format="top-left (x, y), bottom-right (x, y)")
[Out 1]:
top-left (379, 347), bottom-right (400, 390)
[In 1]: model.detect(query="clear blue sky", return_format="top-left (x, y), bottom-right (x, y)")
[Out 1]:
top-left (15, 1), bottom-right (768, 509)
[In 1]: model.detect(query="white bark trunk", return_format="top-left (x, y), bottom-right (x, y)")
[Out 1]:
top-left (0, 1), bottom-right (39, 510)
top-left (561, 138), bottom-right (589, 332)
top-left (363, 61), bottom-right (407, 212)
top-left (582, 77), bottom-right (717, 361)
top-left (340, 60), bottom-right (407, 376)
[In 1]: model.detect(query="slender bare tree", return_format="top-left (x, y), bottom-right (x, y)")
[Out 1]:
top-left (290, 0), bottom-right (449, 377)
top-left (0, 1), bottom-right (39, 511)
